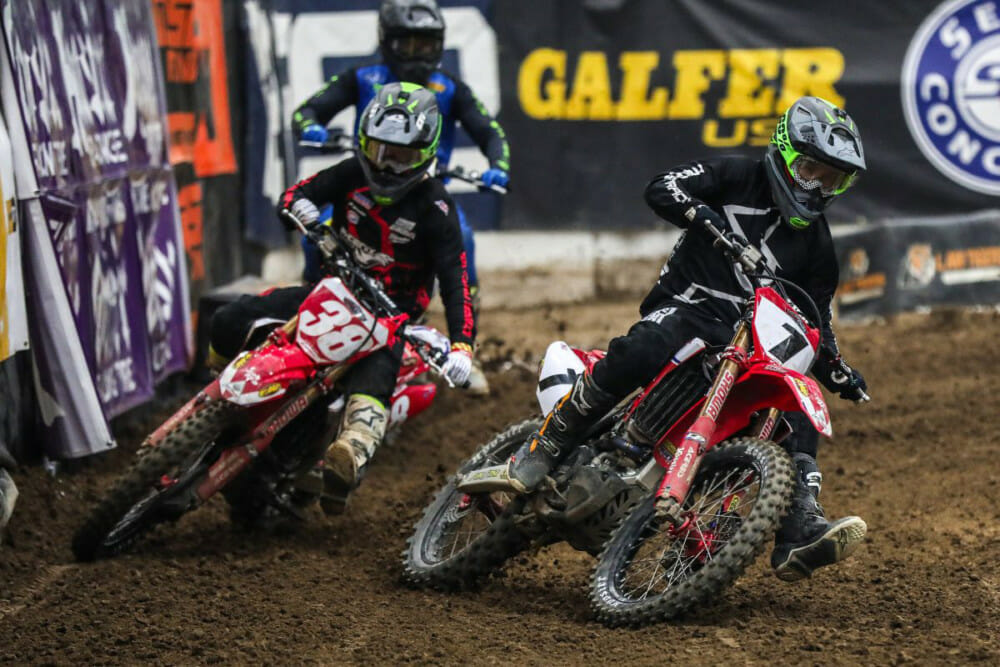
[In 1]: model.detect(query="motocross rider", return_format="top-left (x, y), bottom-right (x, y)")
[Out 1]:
top-left (211, 83), bottom-right (476, 514)
top-left (291, 0), bottom-right (509, 395)
top-left (483, 96), bottom-right (870, 582)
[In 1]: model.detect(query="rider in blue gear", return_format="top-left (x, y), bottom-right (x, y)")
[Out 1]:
top-left (291, 0), bottom-right (509, 311)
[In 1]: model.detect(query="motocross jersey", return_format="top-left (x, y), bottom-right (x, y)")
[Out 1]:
top-left (292, 64), bottom-right (510, 173)
top-left (281, 157), bottom-right (475, 347)
top-left (642, 156), bottom-right (841, 355)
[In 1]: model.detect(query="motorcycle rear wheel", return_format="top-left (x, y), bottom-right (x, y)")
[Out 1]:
top-left (71, 400), bottom-right (237, 562)
top-left (590, 437), bottom-right (794, 626)
top-left (402, 418), bottom-right (540, 590)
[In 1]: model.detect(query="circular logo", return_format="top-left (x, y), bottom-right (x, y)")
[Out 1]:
top-left (902, 0), bottom-right (1000, 195)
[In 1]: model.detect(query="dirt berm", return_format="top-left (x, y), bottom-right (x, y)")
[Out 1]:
top-left (1, 302), bottom-right (997, 665)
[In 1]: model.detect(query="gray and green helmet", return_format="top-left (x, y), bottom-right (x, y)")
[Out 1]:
top-left (357, 82), bottom-right (441, 205)
top-left (764, 96), bottom-right (866, 229)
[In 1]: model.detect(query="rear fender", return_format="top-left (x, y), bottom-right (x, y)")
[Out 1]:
top-left (537, 341), bottom-right (587, 416)
top-left (218, 345), bottom-right (316, 406)
top-left (660, 362), bottom-right (831, 454)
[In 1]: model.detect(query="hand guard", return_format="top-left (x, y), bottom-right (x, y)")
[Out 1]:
top-left (301, 124), bottom-right (329, 143)
top-left (442, 343), bottom-right (473, 387)
top-left (282, 198), bottom-right (320, 230)
top-left (481, 168), bottom-right (509, 189)
top-left (813, 355), bottom-right (869, 403)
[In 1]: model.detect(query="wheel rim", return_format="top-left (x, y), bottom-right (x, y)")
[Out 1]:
top-left (99, 438), bottom-right (224, 555)
top-left (615, 463), bottom-right (763, 602)
top-left (420, 441), bottom-right (521, 566)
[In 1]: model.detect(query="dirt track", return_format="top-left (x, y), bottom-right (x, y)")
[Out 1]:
top-left (2, 303), bottom-right (999, 665)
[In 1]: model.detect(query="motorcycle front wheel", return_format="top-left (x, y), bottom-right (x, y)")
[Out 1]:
top-left (590, 437), bottom-right (794, 626)
top-left (72, 400), bottom-right (238, 561)
top-left (402, 418), bottom-right (540, 590)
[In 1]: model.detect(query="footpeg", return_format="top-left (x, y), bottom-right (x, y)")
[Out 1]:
top-left (457, 464), bottom-right (527, 494)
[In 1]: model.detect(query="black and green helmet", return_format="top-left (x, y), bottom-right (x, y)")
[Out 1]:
top-left (764, 96), bottom-right (866, 229)
top-left (357, 82), bottom-right (441, 205)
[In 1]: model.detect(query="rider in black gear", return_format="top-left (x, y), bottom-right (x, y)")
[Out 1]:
top-left (492, 96), bottom-right (870, 582)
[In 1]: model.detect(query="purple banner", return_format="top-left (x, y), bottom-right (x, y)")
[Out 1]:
top-left (2, 0), bottom-right (190, 422)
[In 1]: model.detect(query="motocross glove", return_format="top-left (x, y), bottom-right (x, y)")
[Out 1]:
top-left (280, 198), bottom-right (321, 231)
top-left (481, 168), bottom-right (509, 189)
top-left (301, 124), bottom-right (329, 143)
top-left (684, 204), bottom-right (727, 236)
top-left (442, 343), bottom-right (473, 387)
top-left (813, 355), bottom-right (869, 403)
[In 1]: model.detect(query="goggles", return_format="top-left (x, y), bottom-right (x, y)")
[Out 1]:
top-left (387, 34), bottom-right (442, 61)
top-left (789, 155), bottom-right (858, 196)
top-left (362, 138), bottom-right (425, 174)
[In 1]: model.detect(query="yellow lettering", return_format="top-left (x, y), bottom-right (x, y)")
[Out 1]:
top-left (518, 48), bottom-right (567, 119)
top-left (719, 49), bottom-right (780, 118)
top-left (703, 120), bottom-right (748, 147)
top-left (616, 51), bottom-right (668, 120)
top-left (668, 50), bottom-right (726, 119)
top-left (566, 51), bottom-right (614, 120)
top-left (749, 118), bottom-right (778, 146)
top-left (777, 48), bottom-right (845, 112)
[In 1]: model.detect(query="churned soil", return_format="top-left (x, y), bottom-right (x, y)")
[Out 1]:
top-left (1, 303), bottom-right (998, 665)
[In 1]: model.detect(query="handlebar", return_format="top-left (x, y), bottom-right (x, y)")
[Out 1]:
top-left (298, 128), bottom-right (354, 155)
top-left (438, 165), bottom-right (508, 195)
top-left (280, 207), bottom-right (458, 383)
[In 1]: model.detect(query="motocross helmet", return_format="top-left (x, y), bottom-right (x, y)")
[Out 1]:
top-left (357, 82), bottom-right (441, 205)
top-left (764, 96), bottom-right (866, 229)
top-left (378, 0), bottom-right (445, 84)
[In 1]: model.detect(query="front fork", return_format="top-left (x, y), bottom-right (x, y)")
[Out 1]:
top-left (655, 323), bottom-right (753, 527)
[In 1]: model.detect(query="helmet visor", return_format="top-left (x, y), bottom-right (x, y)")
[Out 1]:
top-left (362, 138), bottom-right (425, 174)
top-left (789, 155), bottom-right (858, 196)
top-left (387, 34), bottom-right (443, 61)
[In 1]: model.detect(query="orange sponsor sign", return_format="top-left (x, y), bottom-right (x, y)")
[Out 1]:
top-left (153, 0), bottom-right (237, 178)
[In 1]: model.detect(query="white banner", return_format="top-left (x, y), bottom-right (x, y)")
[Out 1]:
top-left (0, 60), bottom-right (27, 361)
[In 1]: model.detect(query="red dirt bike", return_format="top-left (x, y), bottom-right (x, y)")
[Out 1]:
top-left (404, 221), bottom-right (858, 626)
top-left (72, 212), bottom-right (453, 561)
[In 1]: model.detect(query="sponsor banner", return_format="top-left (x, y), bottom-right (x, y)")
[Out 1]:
top-left (243, 0), bottom-right (500, 248)
top-left (496, 0), bottom-right (999, 229)
top-left (153, 0), bottom-right (244, 299)
top-left (0, 105), bottom-right (27, 362)
top-left (835, 210), bottom-right (1000, 318)
top-left (2, 0), bottom-right (190, 447)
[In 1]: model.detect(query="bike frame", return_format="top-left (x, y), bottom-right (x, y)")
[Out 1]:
top-left (651, 286), bottom-right (829, 521)
top-left (141, 275), bottom-right (445, 504)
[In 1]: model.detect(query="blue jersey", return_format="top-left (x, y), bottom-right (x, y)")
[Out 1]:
top-left (293, 63), bottom-right (509, 173)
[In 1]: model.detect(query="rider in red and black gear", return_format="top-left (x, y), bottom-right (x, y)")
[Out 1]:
top-left (488, 96), bottom-right (870, 582)
top-left (211, 84), bottom-right (475, 514)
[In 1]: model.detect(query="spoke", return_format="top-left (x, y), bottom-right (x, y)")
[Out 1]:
top-left (615, 459), bottom-right (767, 601)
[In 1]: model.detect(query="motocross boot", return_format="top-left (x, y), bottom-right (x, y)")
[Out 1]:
top-left (466, 358), bottom-right (490, 396)
top-left (465, 287), bottom-right (490, 396)
top-left (462, 373), bottom-right (618, 494)
top-left (771, 453), bottom-right (868, 582)
top-left (321, 394), bottom-right (387, 515)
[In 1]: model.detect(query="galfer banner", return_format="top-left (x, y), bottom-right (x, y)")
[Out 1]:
top-left (496, 0), bottom-right (1000, 230)
top-left (243, 0), bottom-right (500, 248)
top-left (2, 1), bottom-right (191, 451)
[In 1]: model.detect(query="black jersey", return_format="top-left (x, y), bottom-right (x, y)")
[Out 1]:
top-left (642, 156), bottom-right (841, 355)
top-left (281, 158), bottom-right (475, 347)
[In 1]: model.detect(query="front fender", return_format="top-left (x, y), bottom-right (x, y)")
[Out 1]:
top-left (218, 345), bottom-right (316, 406)
top-left (661, 362), bottom-right (831, 452)
top-left (720, 364), bottom-right (831, 437)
